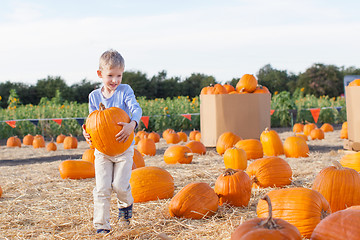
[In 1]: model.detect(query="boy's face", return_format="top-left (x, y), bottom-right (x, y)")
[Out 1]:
top-left (97, 67), bottom-right (124, 92)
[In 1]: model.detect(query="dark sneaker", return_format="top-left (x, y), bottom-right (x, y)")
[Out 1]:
top-left (96, 229), bottom-right (110, 234)
top-left (118, 204), bottom-right (133, 225)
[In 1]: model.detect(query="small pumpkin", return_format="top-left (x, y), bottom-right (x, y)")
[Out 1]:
top-left (310, 128), bottom-right (325, 140)
top-left (164, 145), bottom-right (193, 164)
top-left (164, 130), bottom-right (181, 144)
top-left (310, 208), bottom-right (360, 240)
top-left (234, 139), bottom-right (263, 160)
top-left (236, 74), bottom-right (258, 93)
top-left (185, 140), bottom-right (206, 155)
top-left (194, 132), bottom-right (201, 142)
top-left (85, 103), bottom-right (134, 156)
top-left (348, 79), bottom-right (360, 86)
top-left (82, 148), bottom-right (95, 164)
top-left (137, 136), bottom-right (156, 156)
top-left (0, 186), bottom-right (2, 198)
top-left (63, 135), bottom-right (78, 149)
top-left (177, 131), bottom-right (188, 142)
top-left (59, 160), bottom-right (95, 179)
top-left (7, 136), bottom-right (21, 147)
top-left (162, 128), bottom-right (174, 139)
top-left (246, 156), bottom-right (292, 188)
top-left (223, 84), bottom-right (235, 93)
top-left (303, 123), bottom-right (317, 136)
top-left (189, 129), bottom-right (200, 141)
top-left (312, 161), bottom-right (360, 212)
top-left (133, 148), bottom-right (145, 168)
top-left (283, 136), bottom-right (309, 158)
top-left (231, 195), bottom-right (302, 240)
top-left (130, 166), bottom-right (174, 203)
top-left (256, 187), bottom-right (331, 238)
top-left (56, 134), bottom-right (66, 143)
top-left (46, 140), bottom-right (57, 152)
top-left (216, 132), bottom-right (242, 155)
top-left (213, 83), bottom-right (228, 94)
top-left (169, 182), bottom-right (219, 219)
top-left (214, 169), bottom-right (252, 207)
top-left (33, 135), bottom-right (45, 148)
top-left (260, 128), bottom-right (284, 156)
top-left (292, 123), bottom-right (304, 133)
top-left (320, 123), bottom-right (334, 132)
top-left (223, 147), bottom-right (247, 170)
top-left (23, 134), bottom-right (34, 145)
top-left (253, 84), bottom-right (270, 94)
top-left (148, 132), bottom-right (160, 143)
top-left (135, 130), bottom-right (149, 139)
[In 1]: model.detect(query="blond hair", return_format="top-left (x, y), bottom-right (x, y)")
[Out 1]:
top-left (99, 49), bottom-right (125, 70)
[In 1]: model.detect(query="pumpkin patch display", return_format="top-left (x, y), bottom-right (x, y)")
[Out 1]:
top-left (185, 141), bottom-right (206, 155)
top-left (85, 103), bottom-right (134, 156)
top-left (310, 208), bottom-right (360, 240)
top-left (7, 136), bottom-right (21, 147)
top-left (63, 135), bottom-right (78, 149)
top-left (256, 187), bottom-right (331, 238)
top-left (234, 139), bottom-right (263, 160)
top-left (231, 195), bottom-right (302, 240)
top-left (214, 169), bottom-right (252, 207)
top-left (312, 161), bottom-right (360, 212)
top-left (82, 148), bottom-right (95, 164)
top-left (59, 160), bottom-right (95, 179)
top-left (169, 182), bottom-right (218, 219)
top-left (283, 136), bottom-right (309, 158)
top-left (216, 132), bottom-right (242, 155)
top-left (340, 152), bottom-right (360, 172)
top-left (137, 136), bottom-right (156, 156)
top-left (260, 128), bottom-right (284, 156)
top-left (22, 134), bottom-right (34, 145)
top-left (130, 166), bottom-right (174, 203)
top-left (246, 156), bottom-right (292, 188)
top-left (236, 74), bottom-right (258, 93)
top-left (223, 147), bottom-right (247, 170)
top-left (164, 145), bottom-right (193, 164)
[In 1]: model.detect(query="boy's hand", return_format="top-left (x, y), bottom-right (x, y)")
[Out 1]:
top-left (116, 121), bottom-right (136, 142)
top-left (82, 124), bottom-right (91, 143)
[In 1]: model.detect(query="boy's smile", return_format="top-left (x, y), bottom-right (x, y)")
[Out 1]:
top-left (97, 67), bottom-right (124, 95)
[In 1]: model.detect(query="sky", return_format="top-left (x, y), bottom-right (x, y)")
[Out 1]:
top-left (1, 0), bottom-right (360, 86)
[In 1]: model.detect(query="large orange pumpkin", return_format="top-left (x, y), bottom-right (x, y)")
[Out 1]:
top-left (236, 74), bottom-right (258, 93)
top-left (234, 139), bottom-right (263, 160)
top-left (312, 161), bottom-right (360, 212)
top-left (185, 141), bottom-right (206, 155)
top-left (246, 156), bottom-right (292, 188)
top-left (59, 160), bottom-right (95, 179)
top-left (283, 136), bottom-right (309, 158)
top-left (169, 182), bottom-right (218, 219)
top-left (214, 169), bottom-right (252, 207)
top-left (256, 187), bottom-right (331, 238)
top-left (216, 132), bottom-right (242, 155)
top-left (130, 166), bottom-right (174, 203)
top-left (85, 103), bottom-right (134, 156)
top-left (310, 208), bottom-right (360, 240)
top-left (231, 195), bottom-right (302, 240)
top-left (260, 128), bottom-right (284, 156)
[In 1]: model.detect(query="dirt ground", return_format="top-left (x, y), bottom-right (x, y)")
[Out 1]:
top-left (0, 126), bottom-right (348, 239)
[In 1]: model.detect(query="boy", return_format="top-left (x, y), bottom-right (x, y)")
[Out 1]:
top-left (82, 49), bottom-right (142, 234)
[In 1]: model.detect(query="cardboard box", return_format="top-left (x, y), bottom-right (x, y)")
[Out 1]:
top-left (344, 86), bottom-right (360, 151)
top-left (200, 93), bottom-right (271, 147)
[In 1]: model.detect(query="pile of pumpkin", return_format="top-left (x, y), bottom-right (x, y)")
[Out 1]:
top-left (5, 134), bottom-right (78, 151)
top-left (200, 74), bottom-right (270, 95)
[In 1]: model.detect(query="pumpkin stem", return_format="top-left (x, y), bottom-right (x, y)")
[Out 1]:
top-left (184, 152), bottom-right (194, 157)
top-left (223, 168), bottom-right (237, 176)
top-left (333, 161), bottom-right (343, 170)
top-left (321, 209), bottom-right (330, 220)
top-left (259, 195), bottom-right (281, 229)
top-left (99, 102), bottom-right (106, 111)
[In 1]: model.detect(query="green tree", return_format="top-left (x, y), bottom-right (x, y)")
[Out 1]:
top-left (122, 71), bottom-right (151, 98)
top-left (180, 73), bottom-right (216, 97)
top-left (297, 63), bottom-right (343, 97)
top-left (35, 76), bottom-right (69, 100)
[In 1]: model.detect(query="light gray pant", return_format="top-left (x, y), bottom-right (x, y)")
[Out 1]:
top-left (93, 146), bottom-right (134, 230)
